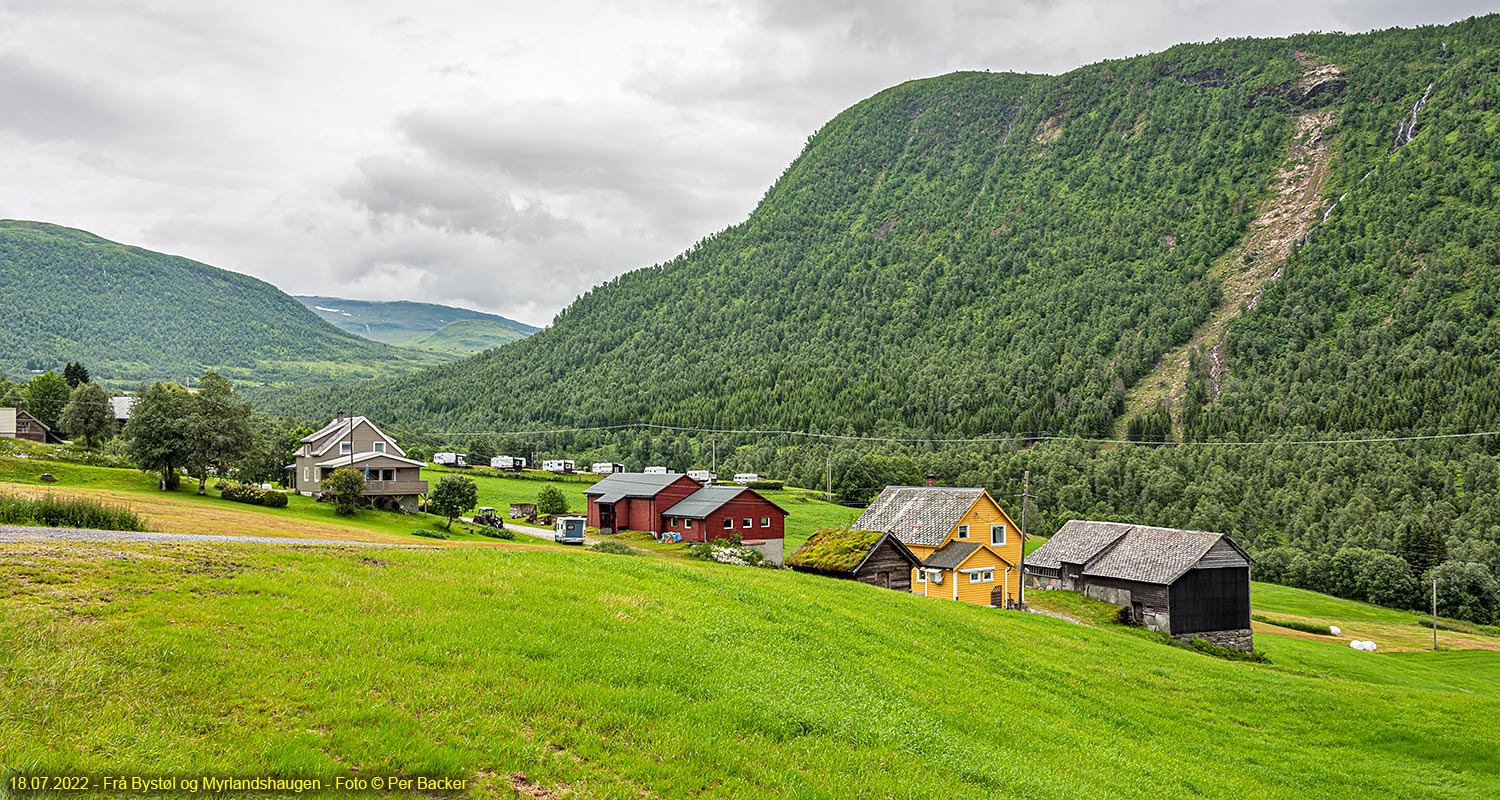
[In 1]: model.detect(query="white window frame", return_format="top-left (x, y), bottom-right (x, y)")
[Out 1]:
top-left (723, 518), bottom-right (733, 529)
top-left (956, 524), bottom-right (969, 540)
top-left (991, 523), bottom-right (1007, 546)
top-left (685, 519), bottom-right (694, 530)
top-left (760, 517), bottom-right (770, 527)
top-left (670, 518), bottom-right (679, 528)
top-left (303, 466), bottom-right (311, 483)
top-left (915, 568), bottom-right (926, 583)
top-left (340, 442), bottom-right (352, 455)
top-left (970, 570), bottom-right (982, 584)
top-left (742, 518), bottom-right (752, 529)
top-left (373, 442), bottom-right (385, 453)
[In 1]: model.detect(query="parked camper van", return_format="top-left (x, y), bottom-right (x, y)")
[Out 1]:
top-left (688, 470), bottom-right (716, 485)
top-left (733, 473), bottom-right (760, 484)
top-left (554, 516), bottom-right (587, 545)
top-left (542, 459), bottom-right (575, 474)
top-left (644, 466), bottom-right (671, 475)
top-left (434, 452), bottom-right (468, 468)
top-left (592, 462), bottom-right (625, 475)
top-left (490, 455), bottom-right (527, 471)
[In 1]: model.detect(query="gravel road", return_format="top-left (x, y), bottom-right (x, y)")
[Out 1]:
top-left (0, 525), bottom-right (401, 548)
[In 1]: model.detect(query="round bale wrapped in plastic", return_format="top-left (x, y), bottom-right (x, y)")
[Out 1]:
top-left (1329, 626), bottom-right (1341, 636)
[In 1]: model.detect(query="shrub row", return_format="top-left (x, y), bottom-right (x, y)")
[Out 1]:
top-left (218, 482), bottom-right (289, 508)
top-left (0, 491), bottom-right (145, 531)
top-left (412, 528), bottom-right (450, 540)
top-left (1251, 614), bottom-right (1332, 635)
top-left (743, 480), bottom-right (784, 490)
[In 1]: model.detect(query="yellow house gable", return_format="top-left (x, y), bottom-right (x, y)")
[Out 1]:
top-left (908, 491), bottom-right (1027, 607)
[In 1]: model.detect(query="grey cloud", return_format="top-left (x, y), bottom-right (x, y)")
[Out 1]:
top-left (0, 53), bottom-right (134, 142)
top-left (340, 155), bottom-right (579, 242)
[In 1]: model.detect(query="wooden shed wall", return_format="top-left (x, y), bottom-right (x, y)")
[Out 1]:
top-left (852, 539), bottom-right (915, 591)
top-left (1169, 567), bottom-right (1252, 634)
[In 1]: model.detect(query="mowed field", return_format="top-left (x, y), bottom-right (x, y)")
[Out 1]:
top-left (3, 540), bottom-right (1498, 798)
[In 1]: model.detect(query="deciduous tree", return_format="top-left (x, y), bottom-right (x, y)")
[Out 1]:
top-left (323, 467), bottom-right (366, 516)
top-left (428, 476), bottom-right (479, 530)
top-left (60, 381), bottom-right (115, 449)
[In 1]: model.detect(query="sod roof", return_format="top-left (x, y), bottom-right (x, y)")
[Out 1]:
top-left (785, 528), bottom-right (895, 574)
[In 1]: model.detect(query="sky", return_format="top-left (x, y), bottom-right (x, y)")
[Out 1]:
top-left (1, 1), bottom-right (1492, 326)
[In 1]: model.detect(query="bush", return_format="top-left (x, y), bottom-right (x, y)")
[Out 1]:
top-left (1183, 636), bottom-right (1270, 664)
top-left (591, 540), bottom-right (637, 556)
top-left (412, 528), bottom-right (450, 540)
top-left (685, 535), bottom-right (765, 567)
top-left (220, 482), bottom-right (266, 505)
top-left (536, 485), bottom-right (568, 515)
top-left (1429, 560), bottom-right (1500, 625)
top-left (744, 480), bottom-right (784, 490)
top-left (0, 491), bottom-right (145, 531)
top-left (260, 490), bottom-right (288, 508)
top-left (323, 467), bottom-right (366, 516)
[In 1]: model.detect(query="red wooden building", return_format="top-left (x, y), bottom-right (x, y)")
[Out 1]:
top-left (662, 486), bottom-right (789, 564)
top-left (584, 473), bottom-right (701, 535)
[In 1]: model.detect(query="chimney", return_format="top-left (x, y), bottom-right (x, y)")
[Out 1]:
top-left (14, 400), bottom-right (22, 413)
top-left (925, 474), bottom-right (938, 488)
top-left (336, 410), bottom-right (344, 423)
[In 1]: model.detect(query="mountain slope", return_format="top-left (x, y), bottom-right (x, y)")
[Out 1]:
top-left (404, 318), bottom-right (534, 353)
top-left (276, 18), bottom-right (1499, 441)
top-left (0, 222), bottom-right (454, 386)
top-left (295, 295), bottom-right (538, 349)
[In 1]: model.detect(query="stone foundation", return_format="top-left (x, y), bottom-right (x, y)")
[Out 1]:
top-left (1174, 628), bottom-right (1254, 652)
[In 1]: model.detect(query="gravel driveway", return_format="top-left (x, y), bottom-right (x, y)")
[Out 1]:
top-left (0, 525), bottom-right (401, 547)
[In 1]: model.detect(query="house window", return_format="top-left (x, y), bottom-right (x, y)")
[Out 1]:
top-left (382, 469), bottom-right (394, 481)
top-left (969, 569), bottom-right (994, 584)
top-left (742, 518), bottom-right (752, 529)
top-left (915, 568), bottom-right (926, 583)
top-left (373, 442), bottom-right (385, 453)
top-left (670, 518), bottom-right (678, 528)
top-left (956, 524), bottom-right (969, 540)
top-left (760, 517), bottom-right (770, 527)
top-left (340, 442), bottom-right (352, 455)
top-left (991, 523), bottom-right (1007, 546)
top-left (303, 466), bottom-right (311, 482)
top-left (685, 519), bottom-right (694, 530)
top-left (723, 518), bottom-right (733, 529)
top-left (17, 422), bottom-right (30, 433)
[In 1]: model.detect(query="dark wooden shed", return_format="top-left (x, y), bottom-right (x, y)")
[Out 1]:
top-left (1026, 520), bottom-right (1255, 650)
top-left (786, 528), bottom-right (921, 591)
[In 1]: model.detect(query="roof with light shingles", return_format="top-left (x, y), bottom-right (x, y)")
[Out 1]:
top-left (1029, 520), bottom-right (1252, 585)
top-left (852, 487), bottom-right (985, 547)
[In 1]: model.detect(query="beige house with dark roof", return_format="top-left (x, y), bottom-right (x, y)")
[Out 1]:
top-left (287, 412), bottom-right (427, 512)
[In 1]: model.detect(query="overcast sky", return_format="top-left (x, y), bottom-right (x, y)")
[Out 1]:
top-left (0, 1), bottom-right (1491, 326)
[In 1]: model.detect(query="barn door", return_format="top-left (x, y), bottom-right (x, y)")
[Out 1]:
top-left (877, 571), bottom-right (890, 588)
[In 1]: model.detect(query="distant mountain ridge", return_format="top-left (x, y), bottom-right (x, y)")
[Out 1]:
top-left (0, 221), bottom-right (455, 386)
top-left (295, 296), bottom-right (539, 351)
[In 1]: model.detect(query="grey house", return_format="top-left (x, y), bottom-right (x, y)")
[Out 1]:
top-left (287, 413), bottom-right (427, 511)
top-left (1026, 520), bottom-right (1255, 650)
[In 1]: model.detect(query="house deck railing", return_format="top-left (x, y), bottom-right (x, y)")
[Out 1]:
top-left (361, 480), bottom-right (428, 495)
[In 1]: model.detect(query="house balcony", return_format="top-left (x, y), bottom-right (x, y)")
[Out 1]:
top-left (361, 480), bottom-right (428, 496)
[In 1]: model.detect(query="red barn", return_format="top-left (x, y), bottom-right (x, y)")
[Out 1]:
top-left (584, 473), bottom-right (701, 535)
top-left (662, 486), bottom-right (789, 564)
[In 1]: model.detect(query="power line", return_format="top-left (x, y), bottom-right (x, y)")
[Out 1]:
top-left (422, 421), bottom-right (1500, 448)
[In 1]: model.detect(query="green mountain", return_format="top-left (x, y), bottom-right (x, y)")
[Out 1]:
top-left (266, 19), bottom-right (1500, 578)
top-left (295, 295), bottom-right (538, 349)
top-left (403, 318), bottom-right (534, 353)
top-left (0, 221), bottom-right (456, 387)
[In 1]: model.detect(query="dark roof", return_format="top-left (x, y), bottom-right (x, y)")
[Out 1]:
top-left (1029, 520), bottom-right (1252, 585)
top-left (1026, 520), bottom-right (1128, 570)
top-left (584, 472), bottom-right (692, 500)
top-left (662, 486), bottom-right (789, 519)
top-left (853, 487), bottom-right (986, 547)
top-left (785, 529), bottom-right (918, 574)
top-left (922, 541), bottom-right (983, 570)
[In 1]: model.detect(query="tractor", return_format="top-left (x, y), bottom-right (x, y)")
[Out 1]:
top-left (473, 507), bottom-right (505, 529)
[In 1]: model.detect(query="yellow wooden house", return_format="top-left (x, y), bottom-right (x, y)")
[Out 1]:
top-left (853, 485), bottom-right (1025, 607)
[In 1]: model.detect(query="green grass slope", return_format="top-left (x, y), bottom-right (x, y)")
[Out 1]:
top-left (0, 221), bottom-right (454, 387)
top-left (3, 541), bottom-right (1497, 798)
top-left (295, 295), bottom-right (539, 347)
top-left (405, 318), bottom-right (534, 352)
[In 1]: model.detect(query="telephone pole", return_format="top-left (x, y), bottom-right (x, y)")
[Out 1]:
top-left (1432, 576), bottom-right (1439, 651)
top-left (825, 452), bottom-right (833, 502)
top-left (1019, 469), bottom-right (1031, 608)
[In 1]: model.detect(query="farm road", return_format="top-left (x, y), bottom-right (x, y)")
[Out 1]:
top-left (0, 525), bottom-right (403, 548)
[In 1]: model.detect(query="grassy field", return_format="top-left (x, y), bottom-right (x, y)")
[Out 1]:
top-left (3, 540), bottom-right (1498, 798)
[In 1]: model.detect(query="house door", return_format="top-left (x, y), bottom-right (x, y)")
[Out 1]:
top-left (877, 571), bottom-right (890, 588)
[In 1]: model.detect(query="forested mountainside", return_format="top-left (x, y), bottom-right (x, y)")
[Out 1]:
top-left (295, 296), bottom-right (538, 349)
top-left (266, 19), bottom-right (1500, 579)
top-left (0, 222), bottom-right (454, 386)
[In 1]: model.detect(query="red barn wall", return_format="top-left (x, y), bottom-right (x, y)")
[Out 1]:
top-left (702, 493), bottom-right (785, 542)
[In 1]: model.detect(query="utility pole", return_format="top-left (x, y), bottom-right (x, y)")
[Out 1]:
top-left (711, 437), bottom-right (717, 475)
top-left (826, 452), bottom-right (833, 502)
top-left (1432, 576), bottom-right (1439, 651)
top-left (1019, 469), bottom-right (1030, 608)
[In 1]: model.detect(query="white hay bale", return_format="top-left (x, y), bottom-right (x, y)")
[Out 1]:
top-left (1329, 625), bottom-right (1341, 636)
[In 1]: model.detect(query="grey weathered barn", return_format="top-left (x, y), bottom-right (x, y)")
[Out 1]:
top-left (1026, 520), bottom-right (1255, 650)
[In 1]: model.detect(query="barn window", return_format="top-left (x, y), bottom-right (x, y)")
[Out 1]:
top-left (760, 517), bottom-right (770, 527)
top-left (742, 518), bottom-right (752, 529)
top-left (991, 523), bottom-right (1007, 546)
top-left (723, 519), bottom-right (733, 529)
top-left (956, 524), bottom-right (969, 540)
top-left (670, 518), bottom-right (678, 528)
top-left (685, 519), bottom-right (694, 529)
